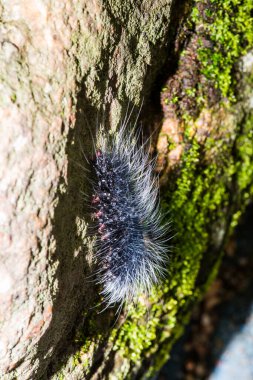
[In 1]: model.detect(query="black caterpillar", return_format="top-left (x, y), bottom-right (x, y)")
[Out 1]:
top-left (91, 123), bottom-right (169, 307)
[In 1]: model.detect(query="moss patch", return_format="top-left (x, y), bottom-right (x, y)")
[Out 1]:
top-left (161, 0), bottom-right (253, 118)
top-left (196, 0), bottom-right (253, 101)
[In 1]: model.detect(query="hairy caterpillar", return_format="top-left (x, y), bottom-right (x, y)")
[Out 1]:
top-left (90, 117), bottom-right (170, 307)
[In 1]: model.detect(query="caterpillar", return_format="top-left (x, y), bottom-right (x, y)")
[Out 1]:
top-left (90, 117), bottom-right (170, 308)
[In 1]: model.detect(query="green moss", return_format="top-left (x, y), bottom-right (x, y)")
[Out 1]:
top-left (236, 114), bottom-right (253, 195)
top-left (195, 0), bottom-right (253, 101)
top-left (10, 93), bottom-right (17, 103)
top-left (163, 0), bottom-right (252, 117)
top-left (72, 334), bottom-right (93, 369)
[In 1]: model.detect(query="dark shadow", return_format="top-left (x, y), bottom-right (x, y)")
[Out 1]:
top-left (32, 88), bottom-right (119, 379)
top-left (34, 91), bottom-right (107, 379)
top-left (33, 82), bottom-right (144, 379)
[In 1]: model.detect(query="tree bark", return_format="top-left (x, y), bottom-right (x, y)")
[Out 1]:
top-left (0, 0), bottom-right (252, 379)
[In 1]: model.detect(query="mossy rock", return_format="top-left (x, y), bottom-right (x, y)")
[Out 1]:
top-left (49, 1), bottom-right (253, 379)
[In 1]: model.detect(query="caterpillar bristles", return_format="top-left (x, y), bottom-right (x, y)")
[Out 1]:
top-left (90, 118), bottom-right (170, 308)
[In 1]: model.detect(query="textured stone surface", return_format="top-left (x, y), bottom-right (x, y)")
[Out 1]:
top-left (0, 1), bottom-right (174, 378)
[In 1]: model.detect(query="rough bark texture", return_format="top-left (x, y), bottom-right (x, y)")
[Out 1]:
top-left (0, 0), bottom-right (252, 379)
